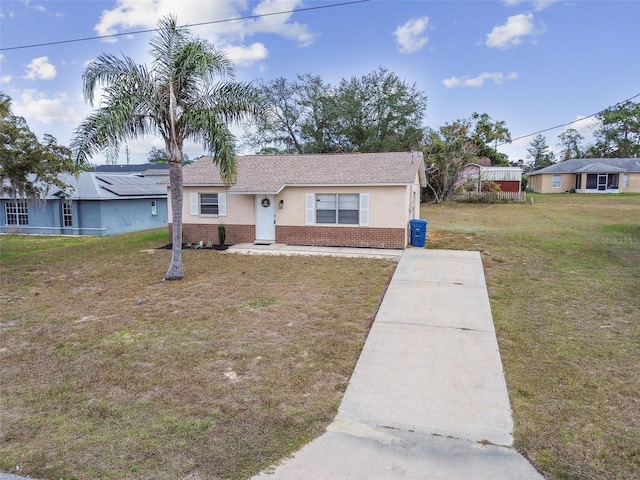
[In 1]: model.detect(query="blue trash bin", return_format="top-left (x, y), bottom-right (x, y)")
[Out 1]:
top-left (409, 219), bottom-right (428, 247)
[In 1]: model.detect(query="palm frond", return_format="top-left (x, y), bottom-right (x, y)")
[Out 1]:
top-left (201, 82), bottom-right (263, 125)
top-left (184, 109), bottom-right (237, 184)
top-left (83, 53), bottom-right (147, 107)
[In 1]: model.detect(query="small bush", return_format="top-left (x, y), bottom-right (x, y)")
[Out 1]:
top-left (218, 224), bottom-right (226, 246)
top-left (455, 192), bottom-right (507, 204)
top-left (481, 180), bottom-right (502, 193)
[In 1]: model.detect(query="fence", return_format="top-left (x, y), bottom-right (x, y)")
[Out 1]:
top-left (452, 191), bottom-right (527, 203)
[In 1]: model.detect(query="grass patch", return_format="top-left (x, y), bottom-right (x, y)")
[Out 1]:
top-left (3, 195), bottom-right (638, 480)
top-left (0, 234), bottom-right (100, 262)
top-left (0, 229), bottom-right (396, 479)
top-left (423, 194), bottom-right (640, 480)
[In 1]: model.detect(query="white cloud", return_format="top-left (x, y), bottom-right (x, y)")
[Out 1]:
top-left (486, 13), bottom-right (537, 49)
top-left (393, 16), bottom-right (429, 54)
top-left (93, 0), bottom-right (314, 49)
top-left (23, 0), bottom-right (46, 13)
top-left (23, 56), bottom-right (57, 80)
top-left (248, 0), bottom-right (315, 46)
top-left (567, 115), bottom-right (599, 138)
top-left (223, 43), bottom-right (269, 66)
top-left (0, 54), bottom-right (10, 83)
top-left (502, 0), bottom-right (559, 11)
top-left (442, 72), bottom-right (519, 88)
top-left (12, 90), bottom-right (78, 125)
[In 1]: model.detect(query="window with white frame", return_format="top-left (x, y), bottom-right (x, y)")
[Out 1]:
top-left (316, 193), bottom-right (359, 224)
top-left (552, 175), bottom-right (561, 188)
top-left (189, 192), bottom-right (227, 216)
top-left (306, 193), bottom-right (369, 226)
top-left (200, 194), bottom-right (219, 215)
top-left (151, 200), bottom-right (157, 216)
top-left (62, 201), bottom-right (73, 227)
top-left (623, 174), bottom-right (629, 188)
top-left (6, 201), bottom-right (28, 225)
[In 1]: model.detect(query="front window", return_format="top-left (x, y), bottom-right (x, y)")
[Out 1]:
top-left (607, 174), bottom-right (619, 189)
top-left (151, 200), bottom-right (157, 216)
top-left (552, 175), bottom-right (561, 188)
top-left (623, 174), bottom-right (629, 188)
top-left (200, 193), bottom-right (219, 215)
top-left (62, 201), bottom-right (73, 227)
top-left (6, 201), bottom-right (28, 226)
top-left (316, 194), bottom-right (359, 225)
top-left (586, 174), bottom-right (597, 189)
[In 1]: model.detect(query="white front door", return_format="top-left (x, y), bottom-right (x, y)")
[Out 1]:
top-left (255, 194), bottom-right (276, 243)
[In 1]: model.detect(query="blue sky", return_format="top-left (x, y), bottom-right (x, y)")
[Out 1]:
top-left (1, 0), bottom-right (639, 164)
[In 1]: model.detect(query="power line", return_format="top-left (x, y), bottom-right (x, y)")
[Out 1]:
top-left (0, 0), bottom-right (370, 52)
top-left (500, 92), bottom-right (640, 147)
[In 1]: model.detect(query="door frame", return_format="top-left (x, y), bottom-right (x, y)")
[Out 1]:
top-left (597, 174), bottom-right (608, 191)
top-left (255, 194), bottom-right (276, 243)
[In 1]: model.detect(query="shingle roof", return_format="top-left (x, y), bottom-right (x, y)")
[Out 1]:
top-left (574, 162), bottom-right (626, 173)
top-left (91, 164), bottom-right (170, 175)
top-left (179, 152), bottom-right (425, 193)
top-left (529, 158), bottom-right (640, 176)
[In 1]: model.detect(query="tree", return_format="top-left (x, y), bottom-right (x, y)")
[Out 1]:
top-left (422, 122), bottom-right (479, 203)
top-left (557, 128), bottom-right (584, 161)
top-left (72, 15), bottom-right (261, 280)
top-left (246, 67), bottom-right (427, 154)
top-left (0, 93), bottom-right (80, 198)
top-left (467, 112), bottom-right (511, 165)
top-left (243, 74), bottom-right (338, 154)
top-left (335, 67), bottom-right (426, 152)
top-left (588, 100), bottom-right (640, 158)
top-left (526, 134), bottom-right (555, 170)
top-left (424, 112), bottom-right (511, 166)
top-left (148, 146), bottom-right (190, 165)
top-left (298, 73), bottom-right (340, 153)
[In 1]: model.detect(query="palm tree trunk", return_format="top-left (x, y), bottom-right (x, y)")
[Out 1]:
top-left (165, 161), bottom-right (184, 280)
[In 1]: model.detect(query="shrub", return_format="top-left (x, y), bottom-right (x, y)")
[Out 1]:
top-left (218, 224), bottom-right (226, 246)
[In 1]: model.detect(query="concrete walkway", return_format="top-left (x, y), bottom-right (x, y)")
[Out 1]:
top-left (0, 247), bottom-right (543, 480)
top-left (227, 242), bottom-right (404, 260)
top-left (251, 249), bottom-right (543, 479)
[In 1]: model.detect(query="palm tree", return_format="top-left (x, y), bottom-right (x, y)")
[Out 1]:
top-left (72, 15), bottom-right (261, 280)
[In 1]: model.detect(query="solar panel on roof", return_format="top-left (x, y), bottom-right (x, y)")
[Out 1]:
top-left (96, 174), bottom-right (158, 185)
top-left (99, 184), bottom-right (166, 196)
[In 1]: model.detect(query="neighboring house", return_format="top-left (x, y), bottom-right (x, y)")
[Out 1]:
top-left (1, 167), bottom-right (168, 236)
top-left (528, 158), bottom-right (640, 193)
top-left (480, 167), bottom-right (523, 192)
top-left (170, 151), bottom-right (426, 249)
top-left (458, 161), bottom-right (522, 193)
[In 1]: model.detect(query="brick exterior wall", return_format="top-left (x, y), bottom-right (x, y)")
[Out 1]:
top-left (169, 223), bottom-right (255, 245)
top-left (276, 225), bottom-right (406, 249)
top-left (170, 223), bottom-right (407, 249)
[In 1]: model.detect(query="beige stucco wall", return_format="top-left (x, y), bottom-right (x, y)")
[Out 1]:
top-left (168, 186), bottom-right (255, 224)
top-left (622, 173), bottom-right (640, 192)
top-left (529, 173), bottom-right (574, 193)
top-left (276, 185), bottom-right (410, 228)
top-left (173, 174), bottom-right (422, 229)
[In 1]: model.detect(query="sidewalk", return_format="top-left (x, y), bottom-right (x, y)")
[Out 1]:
top-left (251, 249), bottom-right (543, 479)
top-left (227, 242), bottom-right (403, 260)
top-left (0, 247), bottom-right (543, 480)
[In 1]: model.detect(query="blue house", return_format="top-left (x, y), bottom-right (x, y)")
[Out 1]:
top-left (1, 165), bottom-right (168, 236)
